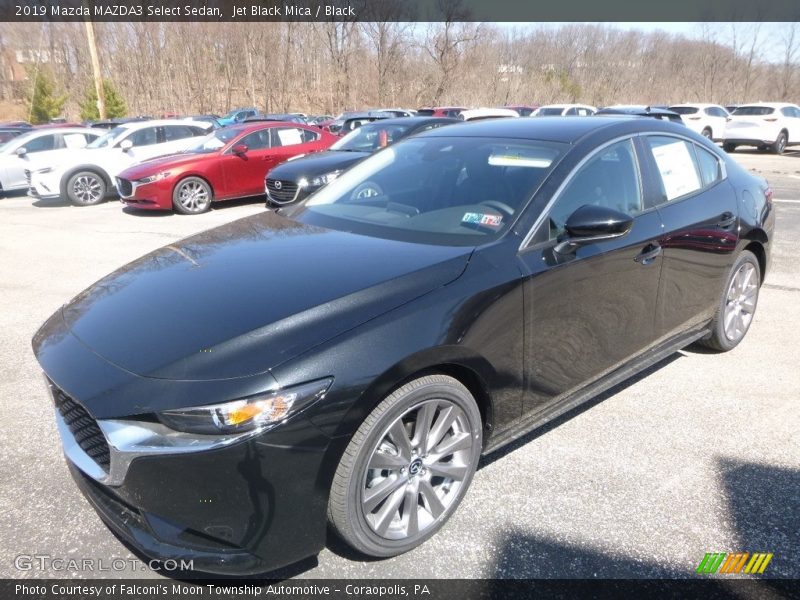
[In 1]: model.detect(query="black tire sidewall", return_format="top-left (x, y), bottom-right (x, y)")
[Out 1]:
top-left (67, 171), bottom-right (106, 206)
top-left (172, 177), bottom-right (212, 214)
top-left (338, 377), bottom-right (482, 557)
top-left (773, 133), bottom-right (787, 155)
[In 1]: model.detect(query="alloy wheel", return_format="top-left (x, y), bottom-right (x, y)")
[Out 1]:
top-left (72, 175), bottom-right (102, 204)
top-left (360, 399), bottom-right (475, 541)
top-left (178, 181), bottom-right (210, 212)
top-left (723, 262), bottom-right (758, 342)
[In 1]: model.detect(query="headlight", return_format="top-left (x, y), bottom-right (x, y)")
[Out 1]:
top-left (138, 171), bottom-right (171, 184)
top-left (309, 171), bottom-right (341, 187)
top-left (157, 378), bottom-right (332, 435)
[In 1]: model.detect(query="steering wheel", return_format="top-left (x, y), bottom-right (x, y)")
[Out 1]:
top-left (350, 182), bottom-right (384, 202)
top-left (479, 200), bottom-right (515, 218)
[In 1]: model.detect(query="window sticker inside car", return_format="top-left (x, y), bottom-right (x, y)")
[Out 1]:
top-left (462, 212), bottom-right (503, 228)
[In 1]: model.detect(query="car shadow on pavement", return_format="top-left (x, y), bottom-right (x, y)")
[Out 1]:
top-left (122, 196), bottom-right (266, 217)
top-left (31, 197), bottom-right (72, 208)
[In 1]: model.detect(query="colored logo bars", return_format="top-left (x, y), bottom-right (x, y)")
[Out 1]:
top-left (697, 552), bottom-right (774, 574)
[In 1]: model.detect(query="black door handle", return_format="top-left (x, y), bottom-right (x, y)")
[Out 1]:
top-left (717, 212), bottom-right (736, 228)
top-left (634, 243), bottom-right (662, 265)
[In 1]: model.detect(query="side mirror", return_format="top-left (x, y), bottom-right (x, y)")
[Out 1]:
top-left (554, 204), bottom-right (633, 254)
top-left (119, 139), bottom-right (133, 152)
top-left (232, 144), bottom-right (248, 155)
top-left (15, 147), bottom-right (27, 157)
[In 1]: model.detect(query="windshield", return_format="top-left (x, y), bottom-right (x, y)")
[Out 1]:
top-left (536, 107), bottom-right (565, 116)
top-left (331, 122), bottom-right (415, 152)
top-left (669, 106), bottom-right (699, 115)
top-left (289, 136), bottom-right (565, 246)
top-left (733, 106), bottom-right (775, 116)
top-left (184, 128), bottom-right (241, 153)
top-left (87, 126), bottom-right (129, 149)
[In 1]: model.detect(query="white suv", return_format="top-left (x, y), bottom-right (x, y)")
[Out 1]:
top-left (668, 104), bottom-right (729, 140)
top-left (723, 102), bottom-right (800, 154)
top-left (0, 127), bottom-right (100, 194)
top-left (28, 119), bottom-right (211, 205)
top-left (532, 104), bottom-right (597, 116)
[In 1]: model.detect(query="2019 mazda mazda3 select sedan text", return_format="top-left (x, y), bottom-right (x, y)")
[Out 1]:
top-left (33, 117), bottom-right (774, 575)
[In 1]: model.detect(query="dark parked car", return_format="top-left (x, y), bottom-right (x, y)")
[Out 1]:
top-left (596, 105), bottom-right (684, 124)
top-left (0, 128), bottom-right (27, 144)
top-left (34, 117), bottom-right (773, 575)
top-left (265, 116), bottom-right (456, 205)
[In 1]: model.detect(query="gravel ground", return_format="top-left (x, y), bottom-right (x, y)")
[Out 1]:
top-left (0, 150), bottom-right (797, 580)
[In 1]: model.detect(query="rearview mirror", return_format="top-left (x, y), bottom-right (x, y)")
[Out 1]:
top-left (232, 144), bottom-right (248, 155)
top-left (554, 204), bottom-right (633, 254)
top-left (15, 147), bottom-right (27, 157)
top-left (119, 139), bottom-right (133, 152)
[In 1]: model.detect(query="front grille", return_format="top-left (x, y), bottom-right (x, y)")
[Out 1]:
top-left (116, 178), bottom-right (133, 197)
top-left (51, 384), bottom-right (110, 472)
top-left (265, 179), bottom-right (299, 204)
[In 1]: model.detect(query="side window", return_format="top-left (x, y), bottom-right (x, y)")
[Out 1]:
top-left (24, 134), bottom-right (56, 153)
top-left (126, 127), bottom-right (158, 147)
top-left (238, 129), bottom-right (270, 151)
top-left (565, 107), bottom-right (578, 116)
top-left (163, 125), bottom-right (196, 142)
top-left (693, 145), bottom-right (724, 187)
top-left (781, 107), bottom-right (793, 117)
top-left (271, 127), bottom-right (307, 147)
top-left (62, 133), bottom-right (90, 149)
top-left (645, 136), bottom-right (702, 203)
top-left (188, 126), bottom-right (208, 137)
top-left (547, 139), bottom-right (642, 240)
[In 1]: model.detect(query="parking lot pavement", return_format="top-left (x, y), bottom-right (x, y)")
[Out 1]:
top-left (0, 153), bottom-right (798, 580)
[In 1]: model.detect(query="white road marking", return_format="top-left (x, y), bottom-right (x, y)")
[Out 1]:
top-left (772, 198), bottom-right (800, 204)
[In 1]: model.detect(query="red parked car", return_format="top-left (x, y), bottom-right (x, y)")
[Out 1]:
top-left (416, 106), bottom-right (468, 118)
top-left (116, 122), bottom-right (336, 214)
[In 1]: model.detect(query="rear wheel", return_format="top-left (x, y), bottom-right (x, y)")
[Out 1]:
top-left (698, 250), bottom-right (760, 352)
top-left (66, 171), bottom-right (106, 206)
top-left (723, 142), bottom-right (736, 153)
top-left (772, 131), bottom-right (787, 155)
top-left (172, 177), bottom-right (212, 214)
top-left (701, 127), bottom-right (712, 139)
top-left (328, 374), bottom-right (482, 557)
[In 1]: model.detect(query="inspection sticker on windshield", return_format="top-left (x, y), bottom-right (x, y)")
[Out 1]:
top-left (462, 212), bottom-right (503, 228)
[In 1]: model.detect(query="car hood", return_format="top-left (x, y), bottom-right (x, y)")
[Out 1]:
top-left (46, 211), bottom-right (472, 381)
top-left (118, 153), bottom-right (209, 179)
top-left (268, 150), bottom-right (370, 180)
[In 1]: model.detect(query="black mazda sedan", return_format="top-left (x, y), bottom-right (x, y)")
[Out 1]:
top-left (33, 117), bottom-right (774, 575)
top-left (265, 116), bottom-right (456, 206)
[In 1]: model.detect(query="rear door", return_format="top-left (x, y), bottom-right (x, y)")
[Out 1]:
top-left (518, 137), bottom-right (665, 416)
top-left (639, 134), bottom-right (739, 341)
top-left (160, 124), bottom-right (206, 155)
top-left (269, 126), bottom-right (320, 168)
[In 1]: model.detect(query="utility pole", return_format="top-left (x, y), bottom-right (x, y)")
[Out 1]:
top-left (84, 19), bottom-right (106, 119)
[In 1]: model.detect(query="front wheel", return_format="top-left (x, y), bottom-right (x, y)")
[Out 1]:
top-left (66, 171), bottom-right (106, 206)
top-left (172, 177), bottom-right (212, 214)
top-left (698, 250), bottom-right (760, 352)
top-left (701, 128), bottom-right (712, 139)
top-left (328, 374), bottom-right (482, 558)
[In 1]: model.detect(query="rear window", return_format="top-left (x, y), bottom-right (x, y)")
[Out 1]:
top-left (732, 106), bottom-right (775, 116)
top-left (669, 106), bottom-right (699, 115)
top-left (536, 108), bottom-right (565, 116)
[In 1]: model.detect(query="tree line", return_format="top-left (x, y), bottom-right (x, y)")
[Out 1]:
top-left (1, 21), bottom-right (798, 122)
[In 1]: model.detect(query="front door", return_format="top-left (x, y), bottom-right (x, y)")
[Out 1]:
top-left (518, 137), bottom-right (665, 416)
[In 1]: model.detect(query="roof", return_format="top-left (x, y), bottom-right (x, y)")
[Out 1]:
top-left (668, 103), bottom-right (725, 109)
top-left (357, 116), bottom-right (456, 127)
top-left (735, 102), bottom-right (799, 108)
top-left (420, 115), bottom-right (683, 143)
top-left (459, 108), bottom-right (520, 120)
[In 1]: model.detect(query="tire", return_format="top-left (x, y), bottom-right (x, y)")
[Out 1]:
top-left (328, 374), bottom-right (482, 558)
top-left (172, 177), bottom-right (212, 214)
top-left (701, 128), bottom-right (712, 139)
top-left (723, 143), bottom-right (736, 153)
top-left (697, 250), bottom-right (760, 352)
top-left (771, 131), bottom-right (787, 155)
top-left (66, 171), bottom-right (106, 206)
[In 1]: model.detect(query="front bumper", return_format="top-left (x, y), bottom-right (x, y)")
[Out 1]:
top-left (29, 171), bottom-right (63, 199)
top-left (117, 177), bottom-right (173, 210)
top-left (63, 408), bottom-right (335, 575)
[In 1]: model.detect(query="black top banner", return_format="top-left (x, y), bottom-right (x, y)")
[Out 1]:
top-left (3, 0), bottom-right (800, 22)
